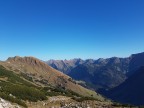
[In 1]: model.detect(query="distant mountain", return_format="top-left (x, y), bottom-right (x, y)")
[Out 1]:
top-left (68, 57), bottom-right (129, 90)
top-left (47, 57), bottom-right (130, 90)
top-left (107, 66), bottom-right (144, 105)
top-left (47, 52), bottom-right (144, 91)
top-left (46, 59), bottom-right (85, 74)
top-left (1, 52), bottom-right (144, 106)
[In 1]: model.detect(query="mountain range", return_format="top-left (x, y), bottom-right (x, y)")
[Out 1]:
top-left (1, 52), bottom-right (144, 107)
top-left (0, 56), bottom-right (106, 108)
top-left (47, 57), bottom-right (130, 90)
top-left (46, 52), bottom-right (144, 105)
top-left (46, 58), bottom-right (85, 74)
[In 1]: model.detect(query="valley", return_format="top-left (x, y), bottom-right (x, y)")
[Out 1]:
top-left (0, 52), bottom-right (144, 107)
top-left (47, 52), bottom-right (144, 106)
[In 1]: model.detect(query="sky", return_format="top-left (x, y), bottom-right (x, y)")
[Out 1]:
top-left (0, 0), bottom-right (144, 60)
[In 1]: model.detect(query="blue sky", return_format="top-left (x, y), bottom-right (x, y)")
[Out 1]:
top-left (0, 0), bottom-right (144, 60)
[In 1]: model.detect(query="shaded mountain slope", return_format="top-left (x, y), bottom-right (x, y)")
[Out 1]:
top-left (107, 66), bottom-right (144, 105)
top-left (46, 52), bottom-right (144, 106)
top-left (128, 52), bottom-right (144, 76)
top-left (68, 57), bottom-right (129, 90)
top-left (48, 52), bottom-right (144, 91)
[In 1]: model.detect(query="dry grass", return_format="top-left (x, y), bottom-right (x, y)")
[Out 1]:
top-left (1, 56), bottom-right (103, 100)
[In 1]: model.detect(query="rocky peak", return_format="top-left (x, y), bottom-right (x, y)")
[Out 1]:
top-left (7, 56), bottom-right (48, 68)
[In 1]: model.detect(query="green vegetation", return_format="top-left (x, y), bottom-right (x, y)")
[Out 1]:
top-left (41, 86), bottom-right (98, 102)
top-left (0, 65), bottom-right (33, 87)
top-left (41, 86), bottom-right (81, 97)
top-left (20, 73), bottom-right (33, 82)
top-left (1, 82), bottom-right (47, 101)
top-left (0, 92), bottom-right (27, 107)
top-left (0, 65), bottom-right (47, 107)
top-left (0, 65), bottom-right (102, 107)
top-left (112, 102), bottom-right (135, 107)
top-left (72, 96), bottom-right (98, 102)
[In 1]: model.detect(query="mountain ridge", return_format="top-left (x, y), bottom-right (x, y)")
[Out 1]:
top-left (46, 52), bottom-right (144, 90)
top-left (0, 56), bottom-right (103, 100)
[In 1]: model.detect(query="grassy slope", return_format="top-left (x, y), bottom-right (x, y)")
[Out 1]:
top-left (4, 57), bottom-right (104, 100)
top-left (0, 65), bottom-right (48, 107)
top-left (0, 65), bottom-right (105, 107)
